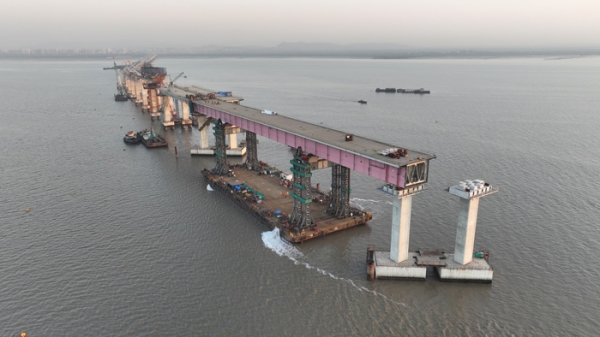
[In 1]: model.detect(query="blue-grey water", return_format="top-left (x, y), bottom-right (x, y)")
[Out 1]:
top-left (1, 56), bottom-right (599, 336)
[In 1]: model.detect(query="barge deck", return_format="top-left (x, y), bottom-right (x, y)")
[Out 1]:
top-left (203, 166), bottom-right (372, 243)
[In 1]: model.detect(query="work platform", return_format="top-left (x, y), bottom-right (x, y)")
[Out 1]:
top-left (203, 166), bottom-right (372, 243)
top-left (190, 146), bottom-right (247, 156)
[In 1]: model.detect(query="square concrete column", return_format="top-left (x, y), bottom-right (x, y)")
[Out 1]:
top-left (182, 101), bottom-right (190, 120)
top-left (163, 97), bottom-right (173, 123)
top-left (141, 85), bottom-right (149, 111)
top-left (229, 133), bottom-right (238, 149)
top-left (198, 116), bottom-right (209, 148)
top-left (449, 180), bottom-right (497, 265)
top-left (390, 195), bottom-right (413, 263)
top-left (454, 197), bottom-right (479, 265)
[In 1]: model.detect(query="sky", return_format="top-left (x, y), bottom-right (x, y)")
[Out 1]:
top-left (1, 0), bottom-right (599, 50)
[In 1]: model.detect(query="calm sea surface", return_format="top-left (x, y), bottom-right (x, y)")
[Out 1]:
top-left (1, 56), bottom-right (599, 336)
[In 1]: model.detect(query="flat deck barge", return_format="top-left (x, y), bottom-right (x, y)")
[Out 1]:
top-left (203, 165), bottom-right (372, 243)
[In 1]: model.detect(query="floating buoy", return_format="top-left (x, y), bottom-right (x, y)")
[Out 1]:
top-left (21, 332), bottom-right (26, 337)
top-left (25, 208), bottom-right (30, 213)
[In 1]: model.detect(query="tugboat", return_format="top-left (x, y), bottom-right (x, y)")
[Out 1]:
top-left (115, 94), bottom-right (128, 101)
top-left (138, 129), bottom-right (168, 148)
top-left (123, 131), bottom-right (140, 144)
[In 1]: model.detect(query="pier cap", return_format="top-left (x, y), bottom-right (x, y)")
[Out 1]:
top-left (449, 180), bottom-right (498, 199)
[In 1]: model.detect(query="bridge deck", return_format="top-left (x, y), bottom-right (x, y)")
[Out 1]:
top-left (165, 85), bottom-right (435, 187)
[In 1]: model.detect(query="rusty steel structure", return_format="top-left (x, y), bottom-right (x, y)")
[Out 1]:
top-left (212, 119), bottom-right (229, 175)
top-left (245, 131), bottom-right (260, 170)
top-left (328, 164), bottom-right (351, 218)
top-left (289, 147), bottom-right (315, 231)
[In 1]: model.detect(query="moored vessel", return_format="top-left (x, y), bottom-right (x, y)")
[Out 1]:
top-left (123, 131), bottom-right (140, 144)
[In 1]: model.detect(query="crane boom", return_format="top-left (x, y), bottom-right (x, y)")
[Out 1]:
top-left (169, 72), bottom-right (185, 87)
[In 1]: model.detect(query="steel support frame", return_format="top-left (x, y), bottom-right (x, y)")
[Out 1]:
top-left (328, 164), bottom-right (351, 218)
top-left (290, 147), bottom-right (315, 231)
top-left (245, 131), bottom-right (260, 170)
top-left (212, 119), bottom-right (229, 175)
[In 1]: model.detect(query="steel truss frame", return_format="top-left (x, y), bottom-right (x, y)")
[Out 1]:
top-left (328, 164), bottom-right (351, 218)
top-left (290, 147), bottom-right (315, 231)
top-left (245, 131), bottom-right (260, 170)
top-left (212, 119), bottom-right (229, 175)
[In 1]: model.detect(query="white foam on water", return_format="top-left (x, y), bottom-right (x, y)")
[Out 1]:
top-left (350, 198), bottom-right (393, 220)
top-left (261, 228), bottom-right (408, 308)
top-left (206, 184), bottom-right (214, 191)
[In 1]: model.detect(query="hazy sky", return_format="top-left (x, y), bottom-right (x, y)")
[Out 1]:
top-left (2, 0), bottom-right (599, 49)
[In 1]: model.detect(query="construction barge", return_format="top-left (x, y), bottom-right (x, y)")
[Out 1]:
top-left (203, 164), bottom-right (372, 243)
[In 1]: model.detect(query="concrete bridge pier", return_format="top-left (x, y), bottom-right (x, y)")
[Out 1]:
top-left (225, 132), bottom-right (246, 156)
top-left (372, 185), bottom-right (427, 280)
top-left (125, 77), bottom-right (132, 97)
top-left (190, 115), bottom-right (214, 155)
top-left (135, 80), bottom-right (143, 106)
top-left (162, 96), bottom-right (175, 130)
top-left (436, 180), bottom-right (498, 282)
top-left (144, 83), bottom-right (160, 121)
top-left (141, 83), bottom-right (149, 112)
top-left (181, 100), bottom-right (192, 130)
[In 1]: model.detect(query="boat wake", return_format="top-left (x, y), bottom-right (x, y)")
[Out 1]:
top-left (350, 198), bottom-right (393, 219)
top-left (261, 228), bottom-right (408, 308)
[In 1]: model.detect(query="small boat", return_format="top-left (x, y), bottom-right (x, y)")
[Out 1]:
top-left (358, 100), bottom-right (367, 104)
top-left (114, 94), bottom-right (128, 101)
top-left (123, 131), bottom-right (140, 144)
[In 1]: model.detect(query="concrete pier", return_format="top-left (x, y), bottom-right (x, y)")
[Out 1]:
top-left (373, 185), bottom-right (426, 280)
top-left (369, 181), bottom-right (498, 283)
top-left (453, 197), bottom-right (480, 265)
top-left (181, 101), bottom-right (192, 129)
top-left (162, 96), bottom-right (175, 129)
top-left (226, 133), bottom-right (246, 156)
top-left (437, 179), bottom-right (498, 282)
top-left (141, 84), bottom-right (149, 112)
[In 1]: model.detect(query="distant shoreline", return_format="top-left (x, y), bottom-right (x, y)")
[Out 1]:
top-left (1, 50), bottom-right (599, 61)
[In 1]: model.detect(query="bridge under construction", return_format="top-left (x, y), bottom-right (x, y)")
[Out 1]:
top-left (111, 55), bottom-right (498, 283)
